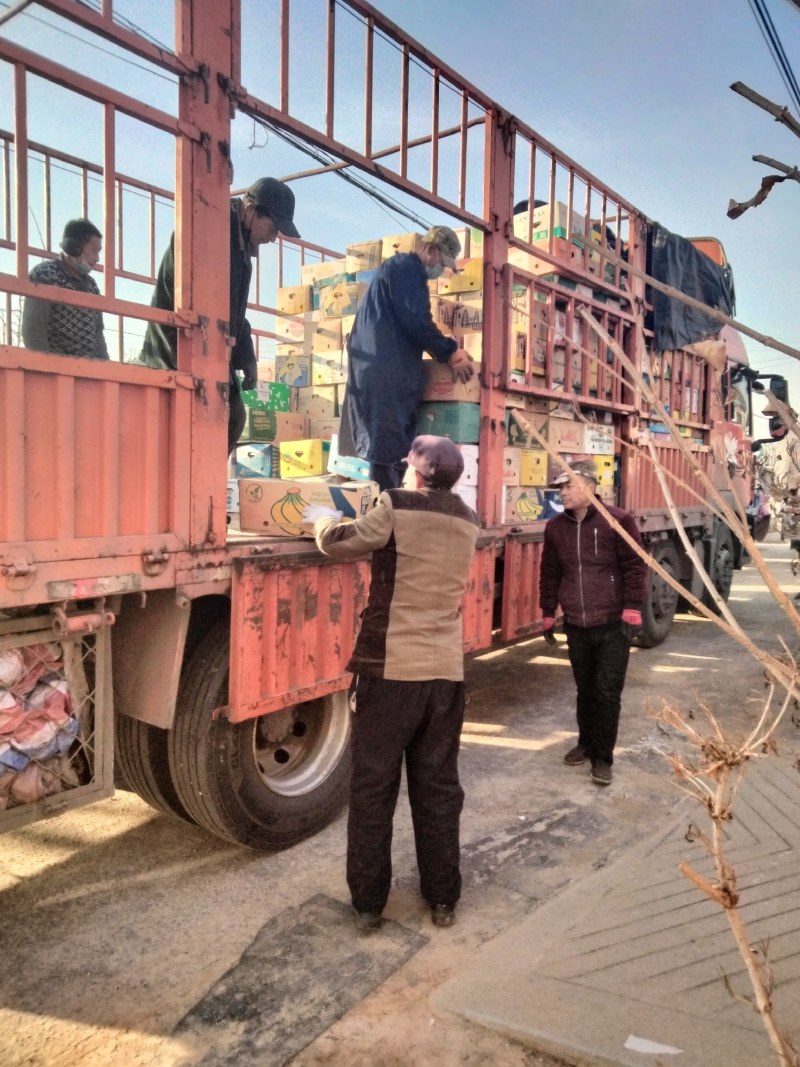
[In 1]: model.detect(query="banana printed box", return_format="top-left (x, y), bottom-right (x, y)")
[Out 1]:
top-left (238, 478), bottom-right (379, 537)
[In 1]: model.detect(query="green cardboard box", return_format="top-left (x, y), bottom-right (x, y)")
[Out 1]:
top-left (416, 401), bottom-right (480, 444)
top-left (241, 382), bottom-right (291, 412)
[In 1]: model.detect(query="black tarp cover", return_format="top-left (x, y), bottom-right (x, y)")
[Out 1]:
top-left (650, 223), bottom-right (736, 352)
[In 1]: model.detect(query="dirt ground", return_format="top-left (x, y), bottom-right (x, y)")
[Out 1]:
top-left (1, 536), bottom-right (799, 1067)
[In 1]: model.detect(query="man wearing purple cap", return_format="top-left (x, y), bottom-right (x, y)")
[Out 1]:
top-left (338, 225), bottom-right (476, 492)
top-left (305, 435), bottom-right (478, 932)
top-left (540, 460), bottom-right (647, 786)
top-left (141, 178), bottom-right (300, 456)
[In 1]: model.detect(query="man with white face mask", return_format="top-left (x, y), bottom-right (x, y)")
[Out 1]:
top-left (338, 225), bottom-right (475, 492)
top-left (22, 218), bottom-right (109, 360)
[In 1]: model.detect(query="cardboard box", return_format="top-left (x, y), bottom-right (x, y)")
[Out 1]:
top-left (275, 350), bottom-right (311, 387)
top-left (241, 382), bottom-right (291, 413)
top-left (416, 401), bottom-right (480, 444)
top-left (226, 478), bottom-right (239, 513)
top-left (279, 438), bottom-right (332, 479)
top-left (311, 318), bottom-right (343, 354)
top-left (451, 292), bottom-right (483, 332)
top-left (345, 240), bottom-right (382, 273)
top-left (438, 258), bottom-right (483, 295)
top-left (459, 331), bottom-right (483, 363)
top-left (275, 311), bottom-right (318, 348)
top-left (503, 486), bottom-right (546, 523)
top-left (451, 227), bottom-right (471, 259)
top-left (276, 285), bottom-right (313, 315)
top-left (341, 314), bottom-right (356, 350)
top-left (327, 434), bottom-right (371, 480)
top-left (300, 259), bottom-right (346, 287)
top-left (382, 233), bottom-right (421, 259)
top-left (505, 408), bottom-right (548, 448)
top-left (294, 385), bottom-right (338, 418)
top-left (308, 416), bottom-right (340, 440)
top-left (457, 444), bottom-right (479, 486)
top-left (235, 442), bottom-right (280, 478)
top-left (581, 423), bottom-right (615, 455)
top-left (239, 478), bottom-right (379, 536)
top-left (502, 446), bottom-right (521, 486)
top-left (319, 282), bottom-right (367, 319)
top-left (595, 455), bottom-right (615, 486)
top-left (519, 448), bottom-right (548, 486)
top-left (246, 409), bottom-right (308, 444)
top-left (421, 358), bottom-right (481, 403)
top-left (512, 201), bottom-right (585, 242)
top-left (469, 227), bottom-right (484, 257)
top-left (312, 350), bottom-right (348, 386)
top-left (548, 418), bottom-right (583, 452)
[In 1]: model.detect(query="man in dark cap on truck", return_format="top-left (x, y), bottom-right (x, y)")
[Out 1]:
top-left (304, 435), bottom-right (478, 932)
top-left (141, 177), bottom-right (300, 457)
top-left (338, 225), bottom-right (476, 492)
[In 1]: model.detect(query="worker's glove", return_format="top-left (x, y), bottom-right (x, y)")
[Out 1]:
top-left (448, 349), bottom-right (475, 384)
top-left (240, 354), bottom-right (258, 392)
top-left (541, 616), bottom-right (557, 645)
top-left (620, 608), bottom-right (643, 643)
top-left (302, 503), bottom-right (343, 524)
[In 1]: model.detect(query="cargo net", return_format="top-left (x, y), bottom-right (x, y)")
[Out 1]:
top-left (0, 636), bottom-right (97, 809)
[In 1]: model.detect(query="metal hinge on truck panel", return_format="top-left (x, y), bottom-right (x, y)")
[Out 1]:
top-left (1, 552), bottom-right (37, 591)
top-left (142, 548), bottom-right (169, 576)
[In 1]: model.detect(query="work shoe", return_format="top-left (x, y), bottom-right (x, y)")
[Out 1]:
top-left (563, 744), bottom-right (588, 766)
top-left (354, 910), bottom-right (382, 933)
top-left (431, 904), bottom-right (456, 928)
top-left (591, 759), bottom-right (613, 786)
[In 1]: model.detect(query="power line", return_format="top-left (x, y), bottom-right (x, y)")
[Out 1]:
top-left (747, 0), bottom-right (800, 113)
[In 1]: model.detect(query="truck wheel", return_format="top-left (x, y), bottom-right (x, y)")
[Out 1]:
top-left (702, 523), bottom-right (735, 613)
top-left (115, 714), bottom-right (196, 824)
top-left (638, 541), bottom-right (680, 648)
top-left (167, 622), bottom-right (352, 849)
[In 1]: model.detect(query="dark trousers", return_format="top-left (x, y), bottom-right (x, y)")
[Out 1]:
top-left (369, 461), bottom-right (404, 493)
top-left (563, 621), bottom-right (631, 765)
top-left (227, 368), bottom-right (246, 458)
top-left (347, 676), bottom-right (465, 914)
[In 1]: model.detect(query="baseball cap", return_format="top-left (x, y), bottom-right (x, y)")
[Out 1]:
top-left (422, 225), bottom-right (462, 270)
top-left (549, 459), bottom-right (599, 487)
top-left (407, 435), bottom-right (464, 489)
top-left (245, 177), bottom-right (300, 238)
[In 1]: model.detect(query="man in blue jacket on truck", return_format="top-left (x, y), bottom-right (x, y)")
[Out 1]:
top-left (338, 225), bottom-right (475, 492)
top-left (540, 460), bottom-right (648, 786)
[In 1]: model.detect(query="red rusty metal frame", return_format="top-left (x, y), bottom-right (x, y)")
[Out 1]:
top-left (500, 534), bottom-right (546, 643)
top-left (462, 538), bottom-right (495, 653)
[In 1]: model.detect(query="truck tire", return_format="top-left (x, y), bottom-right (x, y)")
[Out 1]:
top-left (702, 523), bottom-right (735, 613)
top-left (115, 714), bottom-right (196, 824)
top-left (167, 622), bottom-right (352, 849)
top-left (638, 541), bottom-right (680, 648)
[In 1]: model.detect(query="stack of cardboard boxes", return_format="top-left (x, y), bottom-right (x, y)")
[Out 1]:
top-left (233, 210), bottom-right (619, 534)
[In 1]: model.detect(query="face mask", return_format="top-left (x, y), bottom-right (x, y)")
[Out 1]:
top-left (425, 262), bottom-right (444, 280)
top-left (76, 257), bottom-right (93, 275)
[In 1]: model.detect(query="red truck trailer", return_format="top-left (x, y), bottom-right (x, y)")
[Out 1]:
top-left (0, 0), bottom-right (760, 847)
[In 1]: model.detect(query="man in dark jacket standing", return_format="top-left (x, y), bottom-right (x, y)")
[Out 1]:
top-left (539, 460), bottom-right (648, 786)
top-left (140, 178), bottom-right (299, 457)
top-left (339, 226), bottom-right (475, 492)
top-left (306, 435), bottom-right (478, 931)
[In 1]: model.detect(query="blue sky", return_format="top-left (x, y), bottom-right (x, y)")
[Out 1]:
top-left (1, 0), bottom-right (798, 427)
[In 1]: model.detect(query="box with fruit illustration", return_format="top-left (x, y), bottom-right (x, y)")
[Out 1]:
top-left (421, 358), bottom-right (481, 403)
top-left (238, 478), bottom-right (380, 536)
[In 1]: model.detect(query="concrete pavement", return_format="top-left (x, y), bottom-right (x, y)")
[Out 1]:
top-left (437, 754), bottom-right (800, 1066)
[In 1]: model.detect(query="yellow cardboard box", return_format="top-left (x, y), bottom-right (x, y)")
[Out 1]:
top-left (300, 259), bottom-right (346, 287)
top-left (239, 478), bottom-right (379, 536)
top-left (308, 416), bottom-right (340, 440)
top-left (276, 285), bottom-right (313, 314)
top-left (382, 233), bottom-right (422, 259)
top-left (279, 438), bottom-right (332, 479)
top-left (503, 486), bottom-right (546, 523)
top-left (311, 318), bottom-right (343, 354)
top-left (341, 314), bottom-right (356, 349)
top-left (438, 258), bottom-right (483, 295)
top-left (319, 282), bottom-right (367, 319)
top-left (519, 449), bottom-right (548, 486)
top-left (345, 240), bottom-right (382, 273)
top-left (312, 350), bottom-right (348, 386)
top-left (502, 446), bottom-right (521, 486)
top-left (293, 385), bottom-right (339, 418)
